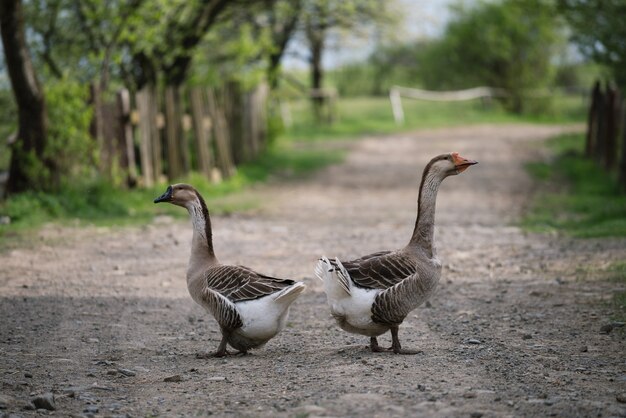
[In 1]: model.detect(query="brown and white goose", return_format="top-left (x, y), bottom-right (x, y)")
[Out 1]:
top-left (154, 184), bottom-right (306, 357)
top-left (315, 152), bottom-right (477, 354)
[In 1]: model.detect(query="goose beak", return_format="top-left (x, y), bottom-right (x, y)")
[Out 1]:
top-left (452, 152), bottom-right (478, 173)
top-left (154, 186), bottom-right (173, 203)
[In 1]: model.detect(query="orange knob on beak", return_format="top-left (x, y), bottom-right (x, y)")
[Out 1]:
top-left (451, 152), bottom-right (478, 173)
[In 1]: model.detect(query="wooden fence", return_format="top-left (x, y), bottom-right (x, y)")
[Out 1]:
top-left (586, 81), bottom-right (626, 189)
top-left (91, 81), bottom-right (269, 187)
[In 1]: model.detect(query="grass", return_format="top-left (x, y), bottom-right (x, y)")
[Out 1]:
top-left (1, 93), bottom-right (587, 246)
top-left (0, 141), bottom-right (343, 248)
top-left (283, 94), bottom-right (586, 142)
top-left (522, 133), bottom-right (626, 238)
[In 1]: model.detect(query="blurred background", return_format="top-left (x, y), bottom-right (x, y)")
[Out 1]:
top-left (0, 0), bottom-right (624, 235)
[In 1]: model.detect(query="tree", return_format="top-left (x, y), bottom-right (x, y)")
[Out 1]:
top-left (558, 0), bottom-right (626, 89)
top-left (301, 0), bottom-right (393, 119)
top-left (419, 0), bottom-right (562, 113)
top-left (0, 0), bottom-right (56, 193)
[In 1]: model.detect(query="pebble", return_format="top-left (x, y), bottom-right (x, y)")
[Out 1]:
top-left (31, 393), bottom-right (55, 411)
top-left (522, 334), bottom-right (533, 340)
top-left (207, 376), bottom-right (226, 382)
top-left (463, 392), bottom-right (477, 399)
top-left (163, 375), bottom-right (183, 382)
top-left (470, 413), bottom-right (483, 418)
top-left (616, 393), bottom-right (626, 403)
top-left (466, 339), bottom-right (481, 345)
top-left (579, 345), bottom-right (588, 353)
top-left (23, 372), bottom-right (32, 378)
top-left (117, 368), bottom-right (136, 377)
top-left (83, 405), bottom-right (99, 413)
top-left (599, 324), bottom-right (613, 334)
top-left (0, 394), bottom-right (12, 409)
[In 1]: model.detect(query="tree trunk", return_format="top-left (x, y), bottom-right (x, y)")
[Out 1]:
top-left (309, 32), bottom-right (325, 122)
top-left (0, 0), bottom-right (56, 194)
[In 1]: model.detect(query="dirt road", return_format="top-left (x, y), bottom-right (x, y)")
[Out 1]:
top-left (1, 124), bottom-right (625, 417)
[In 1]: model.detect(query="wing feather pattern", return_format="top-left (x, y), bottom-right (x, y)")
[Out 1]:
top-left (330, 251), bottom-right (416, 290)
top-left (204, 265), bottom-right (296, 303)
top-left (201, 288), bottom-right (244, 330)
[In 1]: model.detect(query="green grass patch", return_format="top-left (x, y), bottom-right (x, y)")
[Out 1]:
top-left (284, 95), bottom-right (586, 142)
top-left (0, 142), bottom-right (343, 248)
top-left (522, 133), bottom-right (626, 238)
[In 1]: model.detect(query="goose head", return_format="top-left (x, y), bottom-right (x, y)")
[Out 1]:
top-left (153, 183), bottom-right (199, 208)
top-left (426, 152), bottom-right (478, 178)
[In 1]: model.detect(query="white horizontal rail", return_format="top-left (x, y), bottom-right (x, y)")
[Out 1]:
top-left (389, 85), bottom-right (508, 125)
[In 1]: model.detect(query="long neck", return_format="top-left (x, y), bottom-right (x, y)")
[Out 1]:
top-left (408, 165), bottom-right (444, 256)
top-left (186, 194), bottom-right (217, 264)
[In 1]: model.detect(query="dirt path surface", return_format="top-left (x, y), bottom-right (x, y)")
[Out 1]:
top-left (1, 124), bottom-right (625, 417)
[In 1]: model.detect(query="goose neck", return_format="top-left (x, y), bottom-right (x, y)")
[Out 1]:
top-left (186, 196), bottom-right (217, 263)
top-left (408, 167), bottom-right (444, 256)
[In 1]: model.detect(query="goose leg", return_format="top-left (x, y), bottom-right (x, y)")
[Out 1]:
top-left (370, 336), bottom-right (385, 353)
top-left (196, 335), bottom-right (232, 358)
top-left (390, 326), bottom-right (421, 355)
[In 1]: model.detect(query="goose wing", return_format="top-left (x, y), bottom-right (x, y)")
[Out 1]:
top-left (205, 265), bottom-right (296, 302)
top-left (201, 288), bottom-right (244, 330)
top-left (332, 251), bottom-right (416, 290)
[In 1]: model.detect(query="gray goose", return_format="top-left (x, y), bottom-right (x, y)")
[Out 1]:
top-left (316, 152), bottom-right (477, 354)
top-left (155, 184), bottom-right (306, 357)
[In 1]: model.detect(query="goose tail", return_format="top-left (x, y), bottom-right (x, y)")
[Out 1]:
top-left (315, 256), bottom-right (333, 282)
top-left (273, 282), bottom-right (306, 306)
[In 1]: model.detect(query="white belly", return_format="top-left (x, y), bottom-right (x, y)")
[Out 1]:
top-left (329, 286), bottom-right (388, 337)
top-left (235, 296), bottom-right (290, 340)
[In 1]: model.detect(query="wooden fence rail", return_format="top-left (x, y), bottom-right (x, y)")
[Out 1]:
top-left (91, 81), bottom-right (269, 187)
top-left (586, 81), bottom-right (626, 190)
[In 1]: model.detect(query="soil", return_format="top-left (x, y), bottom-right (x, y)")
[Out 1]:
top-left (1, 124), bottom-right (625, 418)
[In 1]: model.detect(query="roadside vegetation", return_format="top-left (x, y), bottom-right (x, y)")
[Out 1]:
top-left (523, 133), bottom-right (626, 238)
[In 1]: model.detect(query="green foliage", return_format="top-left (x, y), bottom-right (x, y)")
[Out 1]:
top-left (558, 0), bottom-right (626, 89)
top-left (44, 78), bottom-right (96, 183)
top-left (522, 133), bottom-right (626, 237)
top-left (418, 0), bottom-right (563, 113)
top-left (0, 140), bottom-right (342, 241)
top-left (0, 89), bottom-right (16, 172)
top-left (284, 95), bottom-right (586, 142)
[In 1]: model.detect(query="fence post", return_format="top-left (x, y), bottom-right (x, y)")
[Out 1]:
top-left (206, 88), bottom-right (235, 179)
top-left (90, 83), bottom-right (109, 177)
top-left (164, 86), bottom-right (184, 180)
top-left (594, 85), bottom-right (607, 164)
top-left (620, 102), bottom-right (626, 190)
top-left (136, 88), bottom-right (154, 187)
top-left (586, 81), bottom-right (601, 157)
top-left (605, 86), bottom-right (618, 170)
top-left (190, 87), bottom-right (214, 179)
top-left (117, 89), bottom-right (137, 187)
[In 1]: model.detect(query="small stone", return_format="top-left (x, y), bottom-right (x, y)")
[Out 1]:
top-left (0, 216), bottom-right (10, 225)
top-left (522, 334), bottom-right (532, 340)
top-left (23, 402), bottom-right (36, 410)
top-left (612, 321), bottom-right (625, 328)
top-left (87, 338), bottom-right (99, 343)
top-left (117, 368), bottom-right (136, 377)
top-left (24, 372), bottom-right (32, 378)
top-left (207, 376), bottom-right (226, 382)
top-left (83, 405), bottom-right (99, 413)
top-left (470, 413), bottom-right (483, 418)
top-left (466, 339), bottom-right (481, 345)
top-left (0, 394), bottom-right (11, 409)
top-left (31, 393), bottom-right (55, 411)
top-left (579, 345), bottom-right (588, 353)
top-left (463, 392), bottom-right (477, 399)
top-left (417, 384), bottom-right (426, 392)
top-left (599, 324), bottom-right (613, 334)
top-left (163, 375), bottom-right (182, 382)
top-left (616, 393), bottom-right (626, 403)
top-left (106, 369), bottom-right (118, 375)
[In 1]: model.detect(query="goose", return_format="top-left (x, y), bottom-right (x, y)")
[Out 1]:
top-left (154, 184), bottom-right (306, 357)
top-left (315, 152), bottom-right (477, 354)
